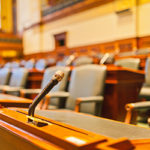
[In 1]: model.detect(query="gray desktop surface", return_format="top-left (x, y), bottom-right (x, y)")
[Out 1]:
top-left (28, 109), bottom-right (150, 140)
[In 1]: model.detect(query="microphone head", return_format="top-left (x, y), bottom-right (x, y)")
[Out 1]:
top-left (53, 71), bottom-right (64, 82)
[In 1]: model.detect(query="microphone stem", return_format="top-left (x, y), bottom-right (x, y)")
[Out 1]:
top-left (28, 79), bottom-right (58, 117)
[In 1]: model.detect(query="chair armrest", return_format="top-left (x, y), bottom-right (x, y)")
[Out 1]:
top-left (125, 101), bottom-right (150, 111)
top-left (20, 88), bottom-right (41, 97)
top-left (77, 96), bottom-right (103, 103)
top-left (20, 89), bottom-right (41, 94)
top-left (0, 85), bottom-right (8, 90)
top-left (47, 91), bottom-right (70, 98)
top-left (75, 96), bottom-right (103, 112)
top-left (3, 86), bottom-right (23, 92)
top-left (42, 91), bottom-right (69, 110)
top-left (125, 101), bottom-right (150, 124)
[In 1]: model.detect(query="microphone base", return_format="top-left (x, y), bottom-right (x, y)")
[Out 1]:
top-left (27, 116), bottom-right (49, 127)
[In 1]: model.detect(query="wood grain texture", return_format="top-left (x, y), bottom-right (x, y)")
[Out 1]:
top-left (0, 108), bottom-right (109, 150)
top-left (0, 93), bottom-right (32, 108)
top-left (0, 108), bottom-right (149, 149)
top-left (103, 65), bottom-right (144, 121)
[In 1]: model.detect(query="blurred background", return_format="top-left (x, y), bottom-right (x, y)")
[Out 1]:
top-left (0, 0), bottom-right (150, 64)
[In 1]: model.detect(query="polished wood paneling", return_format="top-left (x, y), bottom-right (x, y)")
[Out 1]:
top-left (103, 65), bottom-right (144, 121)
top-left (23, 35), bottom-right (150, 70)
top-left (0, 108), bottom-right (149, 149)
top-left (0, 93), bottom-right (32, 108)
top-left (24, 38), bottom-right (137, 59)
top-left (117, 38), bottom-right (137, 52)
top-left (138, 36), bottom-right (150, 48)
top-left (25, 69), bottom-right (44, 99)
top-left (0, 108), bottom-right (110, 150)
top-left (100, 41), bottom-right (117, 53)
top-left (26, 69), bottom-right (44, 89)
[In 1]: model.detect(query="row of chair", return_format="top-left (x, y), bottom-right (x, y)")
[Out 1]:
top-left (0, 68), bottom-right (28, 95)
top-left (2, 55), bottom-right (94, 71)
top-left (20, 64), bottom-right (107, 116)
top-left (117, 49), bottom-right (150, 57)
top-left (56, 48), bottom-right (150, 67)
top-left (0, 55), bottom-right (149, 121)
top-left (58, 54), bottom-right (141, 70)
top-left (115, 58), bottom-right (140, 70)
top-left (2, 47), bottom-right (150, 71)
top-left (4, 59), bottom-right (50, 71)
top-left (0, 64), bottom-right (107, 116)
top-left (50, 56), bottom-right (150, 125)
top-left (1, 53), bottom-right (144, 73)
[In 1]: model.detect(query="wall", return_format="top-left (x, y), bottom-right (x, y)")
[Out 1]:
top-left (23, 26), bottom-right (41, 54)
top-left (138, 1), bottom-right (150, 36)
top-left (17, 0), bottom-right (41, 33)
top-left (20, 0), bottom-right (150, 55)
top-left (23, 0), bottom-right (138, 55)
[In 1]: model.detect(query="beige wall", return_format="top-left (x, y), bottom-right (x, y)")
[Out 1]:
top-left (21, 0), bottom-right (150, 54)
top-left (23, 1), bottom-right (138, 54)
top-left (17, 0), bottom-right (41, 33)
top-left (138, 2), bottom-right (150, 36)
top-left (23, 26), bottom-right (42, 55)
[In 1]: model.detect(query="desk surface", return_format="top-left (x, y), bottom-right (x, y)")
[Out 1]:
top-left (31, 109), bottom-right (150, 140)
top-left (0, 94), bottom-right (32, 107)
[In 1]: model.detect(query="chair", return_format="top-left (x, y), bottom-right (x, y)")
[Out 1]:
top-left (0, 68), bottom-right (11, 86)
top-left (117, 51), bottom-right (136, 57)
top-left (24, 59), bottom-right (35, 69)
top-left (0, 68), bottom-right (29, 96)
top-left (139, 57), bottom-right (150, 100)
top-left (56, 56), bottom-right (69, 66)
top-left (125, 101), bottom-right (150, 126)
top-left (136, 49), bottom-right (150, 55)
top-left (4, 62), bottom-right (12, 69)
top-left (46, 64), bottom-right (107, 116)
top-left (20, 60), bottom-right (26, 67)
top-left (115, 58), bottom-right (140, 70)
top-left (20, 66), bottom-right (70, 109)
top-left (72, 56), bottom-right (93, 66)
top-left (35, 59), bottom-right (47, 71)
top-left (46, 58), bottom-right (56, 67)
top-left (124, 57), bottom-right (150, 124)
top-left (11, 61), bottom-right (20, 68)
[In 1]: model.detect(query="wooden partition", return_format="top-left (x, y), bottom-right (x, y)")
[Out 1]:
top-left (24, 37), bottom-right (137, 60)
top-left (103, 65), bottom-right (145, 121)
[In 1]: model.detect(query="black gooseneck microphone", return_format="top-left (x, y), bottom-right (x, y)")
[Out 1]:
top-left (28, 71), bottom-right (64, 117)
top-left (100, 53), bottom-right (110, 64)
top-left (65, 54), bottom-right (76, 66)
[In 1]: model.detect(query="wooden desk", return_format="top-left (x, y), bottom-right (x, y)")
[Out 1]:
top-left (26, 69), bottom-right (44, 89)
top-left (0, 108), bottom-right (150, 149)
top-left (33, 109), bottom-right (150, 140)
top-left (25, 69), bottom-right (44, 99)
top-left (0, 94), bottom-right (32, 108)
top-left (103, 65), bottom-right (144, 121)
